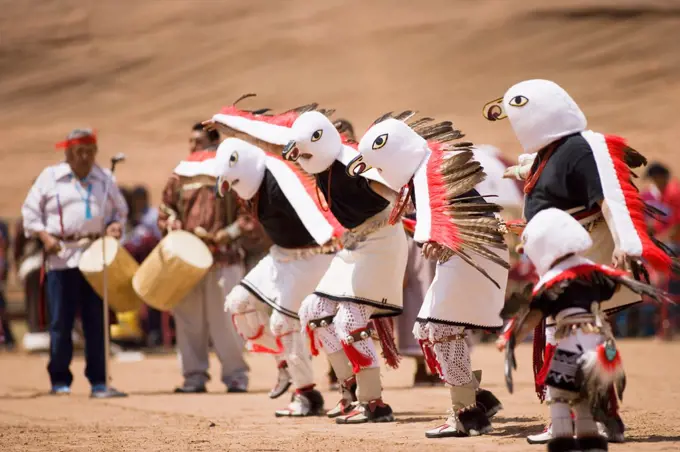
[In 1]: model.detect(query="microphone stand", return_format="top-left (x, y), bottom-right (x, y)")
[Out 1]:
top-left (92, 156), bottom-right (128, 399)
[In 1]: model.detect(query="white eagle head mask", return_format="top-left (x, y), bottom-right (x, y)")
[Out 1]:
top-left (521, 208), bottom-right (593, 276)
top-left (483, 79), bottom-right (588, 154)
top-left (214, 138), bottom-right (266, 201)
top-left (281, 111), bottom-right (342, 174)
top-left (348, 118), bottom-right (429, 189)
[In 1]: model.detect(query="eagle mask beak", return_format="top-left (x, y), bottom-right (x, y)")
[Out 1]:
top-left (346, 155), bottom-right (372, 177)
top-left (483, 97), bottom-right (507, 121)
top-left (282, 140), bottom-right (301, 162)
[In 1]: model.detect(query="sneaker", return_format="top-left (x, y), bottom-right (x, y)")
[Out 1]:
top-left (225, 372), bottom-right (249, 393)
top-left (91, 384), bottom-right (127, 398)
top-left (335, 399), bottom-right (395, 424)
top-left (50, 384), bottom-right (71, 395)
top-left (326, 378), bottom-right (357, 418)
top-left (274, 387), bottom-right (324, 417)
top-left (269, 364), bottom-right (292, 399)
top-left (527, 423), bottom-right (553, 444)
top-left (547, 437), bottom-right (579, 452)
top-left (476, 388), bottom-right (503, 419)
top-left (174, 383), bottom-right (207, 393)
top-left (601, 414), bottom-right (625, 443)
top-left (425, 406), bottom-right (491, 438)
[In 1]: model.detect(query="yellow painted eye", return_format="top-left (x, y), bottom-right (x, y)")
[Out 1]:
top-left (372, 133), bottom-right (388, 150)
top-left (229, 151), bottom-right (239, 167)
top-left (311, 129), bottom-right (323, 142)
top-left (508, 95), bottom-right (529, 107)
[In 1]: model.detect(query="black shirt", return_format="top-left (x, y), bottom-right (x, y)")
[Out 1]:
top-left (316, 160), bottom-right (390, 229)
top-left (524, 134), bottom-right (604, 221)
top-left (256, 169), bottom-right (317, 249)
top-left (530, 276), bottom-right (617, 318)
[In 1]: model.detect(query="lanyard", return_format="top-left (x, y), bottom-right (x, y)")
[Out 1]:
top-left (71, 174), bottom-right (94, 220)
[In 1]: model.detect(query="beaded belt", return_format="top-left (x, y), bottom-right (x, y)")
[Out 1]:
top-left (341, 219), bottom-right (389, 250)
top-left (270, 241), bottom-right (341, 262)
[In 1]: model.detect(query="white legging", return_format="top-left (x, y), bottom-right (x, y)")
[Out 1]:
top-left (226, 285), bottom-right (314, 388)
top-left (413, 321), bottom-right (472, 386)
top-left (299, 294), bottom-right (379, 370)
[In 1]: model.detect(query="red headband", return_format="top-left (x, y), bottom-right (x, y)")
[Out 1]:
top-left (55, 131), bottom-right (97, 150)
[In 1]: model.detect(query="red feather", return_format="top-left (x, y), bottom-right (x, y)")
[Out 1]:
top-left (186, 150), bottom-right (216, 162)
top-left (426, 142), bottom-right (464, 251)
top-left (604, 135), bottom-right (672, 272)
top-left (533, 264), bottom-right (627, 296)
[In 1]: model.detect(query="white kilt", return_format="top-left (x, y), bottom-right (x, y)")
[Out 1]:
top-left (314, 213), bottom-right (408, 317)
top-left (416, 248), bottom-right (509, 330)
top-left (241, 245), bottom-right (335, 319)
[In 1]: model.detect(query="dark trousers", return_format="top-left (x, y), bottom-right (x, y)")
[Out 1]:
top-left (47, 268), bottom-right (105, 387)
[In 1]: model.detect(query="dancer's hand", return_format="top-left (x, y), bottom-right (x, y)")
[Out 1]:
top-left (422, 241), bottom-right (441, 260)
top-left (611, 248), bottom-right (629, 270)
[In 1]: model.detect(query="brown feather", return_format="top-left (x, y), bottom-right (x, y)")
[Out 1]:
top-left (623, 146), bottom-right (647, 169)
top-left (232, 93), bottom-right (257, 105)
top-left (449, 248), bottom-right (502, 288)
top-left (394, 110), bottom-right (417, 122)
top-left (371, 112), bottom-right (395, 126)
top-left (407, 117), bottom-right (435, 129)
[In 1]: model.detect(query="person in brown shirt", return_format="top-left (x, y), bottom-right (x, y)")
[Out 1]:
top-left (158, 123), bottom-right (265, 393)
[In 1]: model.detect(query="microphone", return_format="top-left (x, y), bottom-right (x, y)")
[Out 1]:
top-left (111, 153), bottom-right (126, 163)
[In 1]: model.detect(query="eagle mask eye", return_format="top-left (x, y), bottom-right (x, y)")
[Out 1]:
top-left (311, 129), bottom-right (323, 142)
top-left (372, 133), bottom-right (388, 150)
top-left (508, 95), bottom-right (529, 107)
top-left (228, 151), bottom-right (239, 167)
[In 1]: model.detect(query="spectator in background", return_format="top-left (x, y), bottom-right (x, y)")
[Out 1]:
top-left (158, 123), bottom-right (250, 393)
top-left (0, 219), bottom-right (14, 350)
top-left (21, 128), bottom-right (128, 397)
top-left (645, 163), bottom-right (680, 247)
top-left (117, 185), bottom-right (163, 346)
top-left (643, 162), bottom-right (680, 337)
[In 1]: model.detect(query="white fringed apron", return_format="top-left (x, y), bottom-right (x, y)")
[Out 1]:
top-left (241, 244), bottom-right (335, 319)
top-left (417, 248), bottom-right (509, 330)
top-left (314, 209), bottom-right (408, 317)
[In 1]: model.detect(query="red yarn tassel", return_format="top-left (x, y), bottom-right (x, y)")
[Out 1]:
top-left (341, 339), bottom-right (373, 374)
top-left (532, 321), bottom-right (546, 400)
top-left (374, 317), bottom-right (401, 369)
top-left (419, 339), bottom-right (441, 376)
top-left (306, 324), bottom-right (320, 356)
top-left (536, 344), bottom-right (556, 387)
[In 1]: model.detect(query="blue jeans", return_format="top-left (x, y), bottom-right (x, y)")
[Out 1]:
top-left (46, 268), bottom-right (105, 387)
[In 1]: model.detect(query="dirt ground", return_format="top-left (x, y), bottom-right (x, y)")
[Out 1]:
top-left (1, 340), bottom-right (679, 451)
top-left (2, 0), bottom-right (680, 217)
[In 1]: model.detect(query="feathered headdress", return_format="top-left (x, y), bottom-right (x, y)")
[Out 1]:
top-left (350, 112), bottom-right (509, 287)
top-left (208, 95), bottom-right (344, 238)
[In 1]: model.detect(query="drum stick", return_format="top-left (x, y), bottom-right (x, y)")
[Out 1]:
top-left (101, 153), bottom-right (126, 390)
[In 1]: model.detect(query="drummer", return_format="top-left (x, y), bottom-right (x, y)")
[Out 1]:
top-left (21, 128), bottom-right (128, 397)
top-left (157, 123), bottom-right (252, 393)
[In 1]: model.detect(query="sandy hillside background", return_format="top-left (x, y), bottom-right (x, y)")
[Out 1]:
top-left (1, 0), bottom-right (679, 216)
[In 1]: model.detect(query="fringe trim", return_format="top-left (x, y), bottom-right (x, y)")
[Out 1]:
top-left (373, 318), bottom-right (400, 369)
